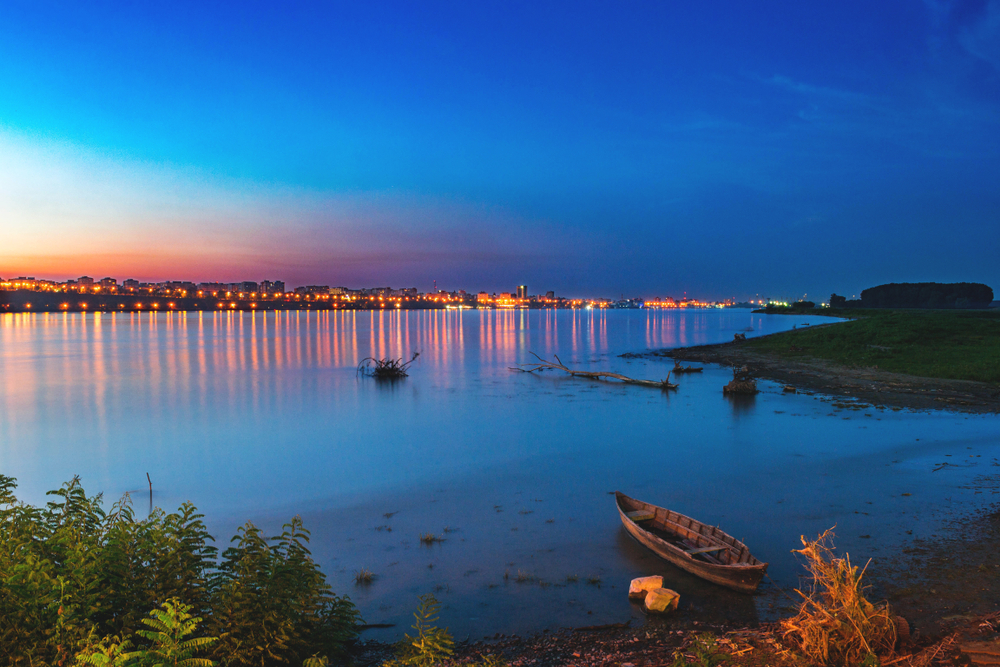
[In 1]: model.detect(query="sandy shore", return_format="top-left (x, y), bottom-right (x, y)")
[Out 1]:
top-left (625, 332), bottom-right (1000, 414)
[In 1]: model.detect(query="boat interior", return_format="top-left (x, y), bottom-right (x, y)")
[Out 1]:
top-left (619, 495), bottom-right (762, 567)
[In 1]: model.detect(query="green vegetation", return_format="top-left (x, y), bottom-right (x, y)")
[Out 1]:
top-left (670, 633), bottom-right (729, 667)
top-left (0, 475), bottom-right (360, 667)
top-left (860, 281), bottom-right (993, 309)
top-left (749, 309), bottom-right (1000, 383)
top-left (382, 595), bottom-right (504, 667)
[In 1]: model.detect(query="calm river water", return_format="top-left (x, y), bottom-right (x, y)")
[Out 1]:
top-left (1, 309), bottom-right (998, 638)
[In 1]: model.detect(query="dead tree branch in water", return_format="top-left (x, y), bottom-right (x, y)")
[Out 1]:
top-left (511, 352), bottom-right (677, 389)
top-left (358, 352), bottom-right (420, 379)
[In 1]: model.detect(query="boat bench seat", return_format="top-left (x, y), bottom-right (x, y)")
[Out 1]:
top-left (626, 510), bottom-right (656, 522)
top-left (686, 545), bottom-right (728, 556)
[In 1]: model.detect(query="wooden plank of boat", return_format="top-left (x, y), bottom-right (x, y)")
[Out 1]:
top-left (615, 491), bottom-right (767, 593)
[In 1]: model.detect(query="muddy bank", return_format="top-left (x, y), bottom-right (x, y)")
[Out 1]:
top-left (625, 335), bottom-right (1000, 414)
top-left (353, 611), bottom-right (1000, 666)
top-left (876, 501), bottom-right (1000, 636)
top-left (352, 621), bottom-right (792, 666)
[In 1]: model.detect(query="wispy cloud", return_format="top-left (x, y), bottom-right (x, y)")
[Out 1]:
top-left (762, 74), bottom-right (871, 104)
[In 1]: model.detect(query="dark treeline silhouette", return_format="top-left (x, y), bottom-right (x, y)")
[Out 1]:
top-left (854, 282), bottom-right (994, 309)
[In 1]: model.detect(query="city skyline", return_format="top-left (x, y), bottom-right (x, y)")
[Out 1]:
top-left (2, 1), bottom-right (998, 299)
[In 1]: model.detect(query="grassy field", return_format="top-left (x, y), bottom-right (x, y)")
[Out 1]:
top-left (748, 308), bottom-right (1000, 383)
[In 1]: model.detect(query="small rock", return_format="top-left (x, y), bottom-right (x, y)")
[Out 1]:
top-left (628, 575), bottom-right (664, 600)
top-left (643, 588), bottom-right (679, 614)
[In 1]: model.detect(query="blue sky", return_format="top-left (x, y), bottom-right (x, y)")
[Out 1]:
top-left (1, 0), bottom-right (998, 299)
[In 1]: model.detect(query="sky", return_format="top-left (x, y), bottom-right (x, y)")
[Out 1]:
top-left (1, 1), bottom-right (998, 300)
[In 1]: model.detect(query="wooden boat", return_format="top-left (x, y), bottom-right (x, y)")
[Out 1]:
top-left (671, 362), bottom-right (703, 374)
top-left (615, 492), bottom-right (767, 593)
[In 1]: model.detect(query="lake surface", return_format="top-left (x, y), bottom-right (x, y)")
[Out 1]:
top-left (2, 308), bottom-right (998, 639)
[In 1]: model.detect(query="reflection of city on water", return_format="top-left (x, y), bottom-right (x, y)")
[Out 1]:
top-left (0, 307), bottom-right (755, 440)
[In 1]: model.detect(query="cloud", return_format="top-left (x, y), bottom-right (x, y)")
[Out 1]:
top-left (763, 75), bottom-right (871, 104)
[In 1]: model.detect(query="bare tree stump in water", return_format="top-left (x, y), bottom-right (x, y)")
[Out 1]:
top-left (512, 352), bottom-right (677, 390)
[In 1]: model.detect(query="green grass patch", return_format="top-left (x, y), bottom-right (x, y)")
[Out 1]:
top-left (749, 309), bottom-right (1000, 383)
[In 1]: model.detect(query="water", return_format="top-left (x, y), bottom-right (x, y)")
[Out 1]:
top-left (1, 309), bottom-right (998, 639)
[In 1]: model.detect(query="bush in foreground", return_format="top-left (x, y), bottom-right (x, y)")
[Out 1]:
top-left (0, 475), bottom-right (360, 667)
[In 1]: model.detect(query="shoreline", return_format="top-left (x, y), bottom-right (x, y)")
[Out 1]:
top-left (352, 502), bottom-right (1000, 665)
top-left (626, 326), bottom-right (1000, 414)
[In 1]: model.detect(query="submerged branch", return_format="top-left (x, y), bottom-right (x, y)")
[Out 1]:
top-left (358, 352), bottom-right (420, 379)
top-left (511, 352), bottom-right (677, 389)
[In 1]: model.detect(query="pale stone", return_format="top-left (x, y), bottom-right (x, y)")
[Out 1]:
top-left (628, 575), bottom-right (664, 600)
top-left (644, 588), bottom-right (680, 614)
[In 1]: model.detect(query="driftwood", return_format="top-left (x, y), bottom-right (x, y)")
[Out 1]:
top-left (512, 353), bottom-right (677, 389)
top-left (358, 352), bottom-right (420, 379)
top-left (723, 365), bottom-right (758, 395)
top-left (734, 333), bottom-right (747, 342)
top-left (672, 360), bottom-right (703, 374)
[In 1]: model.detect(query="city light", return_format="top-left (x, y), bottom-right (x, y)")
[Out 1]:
top-left (0, 275), bottom-right (741, 313)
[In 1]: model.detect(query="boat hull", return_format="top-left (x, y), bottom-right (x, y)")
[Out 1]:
top-left (616, 492), bottom-right (767, 593)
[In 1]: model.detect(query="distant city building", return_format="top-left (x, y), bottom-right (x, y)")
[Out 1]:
top-left (78, 276), bottom-right (94, 287)
top-left (160, 281), bottom-right (196, 293)
top-left (294, 285), bottom-right (331, 295)
top-left (239, 281), bottom-right (259, 293)
top-left (259, 280), bottom-right (285, 294)
top-left (517, 285), bottom-right (528, 299)
top-left (477, 292), bottom-right (489, 303)
top-left (2, 277), bottom-right (38, 290)
top-left (123, 279), bottom-right (139, 290)
top-left (99, 277), bottom-right (117, 287)
top-left (545, 291), bottom-right (554, 299)
top-left (614, 298), bottom-right (644, 309)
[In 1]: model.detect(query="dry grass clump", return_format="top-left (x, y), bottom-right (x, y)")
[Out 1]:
top-left (781, 528), bottom-right (896, 666)
top-left (420, 533), bottom-right (444, 545)
top-left (357, 352), bottom-right (419, 379)
top-left (354, 568), bottom-right (375, 585)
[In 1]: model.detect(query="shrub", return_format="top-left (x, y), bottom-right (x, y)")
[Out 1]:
top-left (383, 594), bottom-right (454, 667)
top-left (0, 475), bottom-right (359, 667)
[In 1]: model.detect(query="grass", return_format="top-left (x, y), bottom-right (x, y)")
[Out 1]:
top-left (420, 533), bottom-right (444, 545)
top-left (748, 308), bottom-right (1000, 383)
top-left (354, 568), bottom-right (375, 585)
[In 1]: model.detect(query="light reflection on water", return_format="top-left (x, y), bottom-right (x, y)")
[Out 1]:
top-left (1, 309), bottom-right (999, 638)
